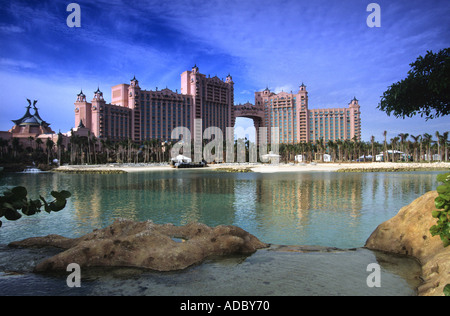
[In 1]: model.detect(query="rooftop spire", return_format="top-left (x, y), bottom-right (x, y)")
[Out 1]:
top-left (12, 99), bottom-right (49, 127)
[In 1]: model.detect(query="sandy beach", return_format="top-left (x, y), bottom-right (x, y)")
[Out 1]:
top-left (53, 161), bottom-right (450, 173)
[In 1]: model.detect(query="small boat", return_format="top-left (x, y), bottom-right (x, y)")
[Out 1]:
top-left (22, 167), bottom-right (44, 173)
top-left (173, 161), bottom-right (207, 168)
top-left (170, 155), bottom-right (207, 169)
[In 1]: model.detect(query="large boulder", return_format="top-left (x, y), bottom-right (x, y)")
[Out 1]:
top-left (9, 219), bottom-right (268, 272)
top-left (365, 191), bottom-right (450, 296)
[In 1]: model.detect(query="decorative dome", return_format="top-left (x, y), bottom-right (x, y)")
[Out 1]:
top-left (12, 99), bottom-right (50, 127)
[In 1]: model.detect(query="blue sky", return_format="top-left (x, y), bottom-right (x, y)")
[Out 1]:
top-left (0, 0), bottom-right (449, 142)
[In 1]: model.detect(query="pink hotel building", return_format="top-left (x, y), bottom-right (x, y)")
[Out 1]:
top-left (74, 65), bottom-right (361, 144)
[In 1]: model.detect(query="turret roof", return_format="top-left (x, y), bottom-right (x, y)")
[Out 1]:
top-left (12, 100), bottom-right (50, 127)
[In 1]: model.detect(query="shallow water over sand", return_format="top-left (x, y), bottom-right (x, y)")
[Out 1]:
top-left (0, 245), bottom-right (421, 296)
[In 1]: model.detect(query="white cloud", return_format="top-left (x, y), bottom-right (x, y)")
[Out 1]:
top-left (0, 58), bottom-right (38, 69)
top-left (0, 24), bottom-right (24, 33)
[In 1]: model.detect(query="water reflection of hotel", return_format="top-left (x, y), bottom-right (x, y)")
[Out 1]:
top-left (66, 172), bottom-right (436, 234)
top-left (257, 174), bottom-right (364, 227)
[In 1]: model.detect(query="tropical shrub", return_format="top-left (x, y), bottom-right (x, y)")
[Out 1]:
top-left (430, 173), bottom-right (450, 296)
top-left (431, 173), bottom-right (450, 247)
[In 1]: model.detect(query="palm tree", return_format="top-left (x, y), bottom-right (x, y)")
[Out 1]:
top-left (370, 136), bottom-right (375, 162)
top-left (69, 132), bottom-right (82, 165)
top-left (390, 137), bottom-right (399, 162)
top-left (435, 131), bottom-right (448, 162)
top-left (57, 132), bottom-right (64, 164)
top-left (442, 131), bottom-right (449, 162)
top-left (316, 137), bottom-right (325, 162)
top-left (351, 136), bottom-right (359, 162)
top-left (91, 135), bottom-right (98, 164)
top-left (422, 133), bottom-right (433, 162)
top-left (336, 139), bottom-right (343, 162)
top-left (410, 135), bottom-right (421, 162)
top-left (398, 133), bottom-right (409, 161)
top-left (35, 138), bottom-right (43, 152)
top-left (45, 138), bottom-right (54, 164)
top-left (28, 136), bottom-right (34, 152)
top-left (0, 137), bottom-right (9, 159)
top-left (343, 139), bottom-right (352, 161)
top-left (435, 131), bottom-right (442, 161)
top-left (12, 137), bottom-right (20, 158)
top-left (383, 131), bottom-right (388, 162)
top-left (327, 139), bottom-right (336, 162)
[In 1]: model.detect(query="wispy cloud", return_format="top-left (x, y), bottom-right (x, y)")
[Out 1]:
top-left (0, 58), bottom-right (38, 69)
top-left (0, 24), bottom-right (25, 33)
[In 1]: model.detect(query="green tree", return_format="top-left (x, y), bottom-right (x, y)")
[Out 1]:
top-left (422, 133), bottom-right (433, 162)
top-left (35, 138), bottom-right (43, 151)
top-left (442, 131), bottom-right (449, 162)
top-left (45, 138), bottom-right (54, 164)
top-left (378, 48), bottom-right (450, 120)
top-left (398, 133), bottom-right (409, 160)
top-left (56, 132), bottom-right (64, 164)
top-left (410, 134), bottom-right (422, 162)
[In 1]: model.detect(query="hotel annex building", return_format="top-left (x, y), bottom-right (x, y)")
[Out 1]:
top-left (74, 65), bottom-right (361, 145)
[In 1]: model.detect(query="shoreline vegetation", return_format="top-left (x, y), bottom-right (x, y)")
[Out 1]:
top-left (49, 161), bottom-right (450, 174)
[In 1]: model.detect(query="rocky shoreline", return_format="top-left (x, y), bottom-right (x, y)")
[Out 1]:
top-left (365, 191), bottom-right (450, 296)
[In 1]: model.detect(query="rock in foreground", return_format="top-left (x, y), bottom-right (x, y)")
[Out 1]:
top-left (365, 191), bottom-right (450, 296)
top-left (9, 219), bottom-right (268, 272)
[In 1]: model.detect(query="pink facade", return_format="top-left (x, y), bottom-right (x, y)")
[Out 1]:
top-left (74, 67), bottom-right (361, 145)
top-left (75, 66), bottom-right (234, 142)
top-left (307, 97), bottom-right (361, 143)
top-left (252, 84), bottom-right (361, 143)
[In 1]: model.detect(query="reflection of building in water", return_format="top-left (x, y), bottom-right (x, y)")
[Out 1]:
top-left (258, 174), bottom-right (364, 227)
top-left (69, 174), bottom-right (139, 228)
top-left (233, 180), bottom-right (257, 224)
top-left (49, 172), bottom-right (440, 236)
top-left (258, 178), bottom-right (313, 228)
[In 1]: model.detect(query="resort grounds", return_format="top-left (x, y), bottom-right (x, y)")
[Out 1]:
top-left (54, 161), bottom-right (450, 173)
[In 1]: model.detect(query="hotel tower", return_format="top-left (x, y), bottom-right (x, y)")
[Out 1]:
top-left (75, 65), bottom-right (234, 142)
top-left (253, 84), bottom-right (361, 144)
top-left (74, 66), bottom-right (361, 145)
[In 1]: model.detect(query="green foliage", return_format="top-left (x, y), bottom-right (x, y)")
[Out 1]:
top-left (430, 173), bottom-right (450, 247)
top-left (378, 48), bottom-right (450, 120)
top-left (444, 284), bottom-right (450, 296)
top-left (0, 186), bottom-right (71, 227)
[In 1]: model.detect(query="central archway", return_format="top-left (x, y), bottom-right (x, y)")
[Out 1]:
top-left (232, 102), bottom-right (266, 144)
top-left (233, 102), bottom-right (265, 130)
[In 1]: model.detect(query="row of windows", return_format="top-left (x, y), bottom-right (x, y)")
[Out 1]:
top-left (137, 92), bottom-right (191, 104)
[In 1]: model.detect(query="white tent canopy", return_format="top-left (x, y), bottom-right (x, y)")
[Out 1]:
top-left (171, 155), bottom-right (192, 163)
top-left (261, 151), bottom-right (280, 162)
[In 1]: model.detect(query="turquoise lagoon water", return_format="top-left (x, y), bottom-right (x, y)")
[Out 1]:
top-left (0, 169), bottom-right (439, 247)
top-left (0, 169), bottom-right (441, 295)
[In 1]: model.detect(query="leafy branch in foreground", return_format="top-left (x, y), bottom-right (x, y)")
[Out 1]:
top-left (0, 186), bottom-right (71, 227)
top-left (430, 173), bottom-right (450, 296)
top-left (431, 173), bottom-right (450, 247)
